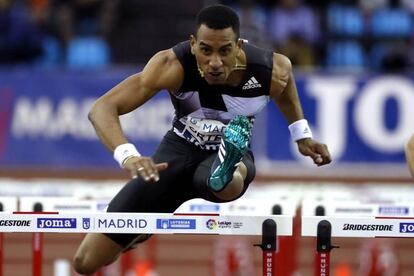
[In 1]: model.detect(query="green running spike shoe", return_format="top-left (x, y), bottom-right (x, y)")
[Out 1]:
top-left (208, 115), bottom-right (252, 192)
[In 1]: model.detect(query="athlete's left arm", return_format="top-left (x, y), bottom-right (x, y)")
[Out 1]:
top-left (269, 53), bottom-right (331, 166)
top-left (405, 134), bottom-right (414, 178)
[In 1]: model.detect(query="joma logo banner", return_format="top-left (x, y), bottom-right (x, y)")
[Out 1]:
top-left (37, 218), bottom-right (76, 228)
top-left (400, 223), bottom-right (414, 233)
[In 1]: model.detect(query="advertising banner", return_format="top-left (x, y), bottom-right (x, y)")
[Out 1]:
top-left (0, 212), bottom-right (292, 236)
top-left (0, 68), bottom-right (412, 175)
top-left (0, 68), bottom-right (173, 168)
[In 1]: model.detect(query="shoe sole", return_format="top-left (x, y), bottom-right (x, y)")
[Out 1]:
top-left (208, 116), bottom-right (251, 192)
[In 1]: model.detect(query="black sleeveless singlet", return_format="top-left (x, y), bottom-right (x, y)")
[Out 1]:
top-left (171, 41), bottom-right (273, 150)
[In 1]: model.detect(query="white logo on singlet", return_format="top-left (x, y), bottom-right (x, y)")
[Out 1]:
top-left (174, 117), bottom-right (226, 150)
top-left (242, 76), bottom-right (262, 90)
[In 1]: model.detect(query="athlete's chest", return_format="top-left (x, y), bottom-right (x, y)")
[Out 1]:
top-left (190, 72), bottom-right (268, 97)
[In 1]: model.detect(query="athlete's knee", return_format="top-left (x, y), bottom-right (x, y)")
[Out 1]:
top-left (407, 135), bottom-right (414, 150)
top-left (72, 251), bottom-right (101, 275)
top-left (214, 171), bottom-right (245, 201)
top-left (237, 162), bottom-right (247, 179)
top-left (73, 233), bottom-right (122, 275)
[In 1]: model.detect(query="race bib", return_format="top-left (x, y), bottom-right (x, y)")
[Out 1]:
top-left (173, 116), bottom-right (226, 150)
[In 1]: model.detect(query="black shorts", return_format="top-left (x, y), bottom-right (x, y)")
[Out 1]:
top-left (105, 130), bottom-right (255, 246)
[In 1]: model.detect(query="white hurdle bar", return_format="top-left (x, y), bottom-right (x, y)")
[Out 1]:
top-left (0, 197), bottom-right (293, 276)
top-left (1, 212), bottom-right (292, 236)
top-left (302, 216), bottom-right (414, 238)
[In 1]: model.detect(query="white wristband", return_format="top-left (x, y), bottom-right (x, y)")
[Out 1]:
top-left (113, 143), bottom-right (141, 167)
top-left (288, 119), bottom-right (313, 142)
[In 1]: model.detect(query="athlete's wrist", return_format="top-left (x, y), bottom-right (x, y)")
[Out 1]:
top-left (113, 143), bottom-right (141, 168)
top-left (288, 119), bottom-right (313, 142)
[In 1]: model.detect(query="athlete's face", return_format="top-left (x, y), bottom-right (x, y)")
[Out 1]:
top-left (191, 24), bottom-right (241, 85)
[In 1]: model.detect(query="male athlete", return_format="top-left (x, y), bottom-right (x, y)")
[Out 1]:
top-left (406, 134), bottom-right (414, 177)
top-left (73, 4), bottom-right (331, 274)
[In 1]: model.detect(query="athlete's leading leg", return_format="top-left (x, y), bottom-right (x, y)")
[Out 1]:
top-left (213, 161), bottom-right (247, 201)
top-left (207, 115), bottom-right (253, 200)
top-left (194, 150), bottom-right (255, 203)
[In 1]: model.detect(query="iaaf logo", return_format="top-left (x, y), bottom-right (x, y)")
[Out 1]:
top-left (342, 223), bottom-right (393, 231)
top-left (400, 223), bottom-right (414, 233)
top-left (37, 218), bottom-right (76, 229)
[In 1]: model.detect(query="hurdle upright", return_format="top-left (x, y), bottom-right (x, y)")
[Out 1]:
top-left (0, 197), bottom-right (18, 276)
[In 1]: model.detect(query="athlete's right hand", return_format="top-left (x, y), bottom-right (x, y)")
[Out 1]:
top-left (122, 156), bottom-right (168, 182)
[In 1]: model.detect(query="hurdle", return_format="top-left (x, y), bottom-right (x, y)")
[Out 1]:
top-left (0, 197), bottom-right (292, 276)
top-left (302, 196), bottom-right (414, 276)
top-left (302, 215), bottom-right (414, 276)
top-left (177, 196), bottom-right (301, 275)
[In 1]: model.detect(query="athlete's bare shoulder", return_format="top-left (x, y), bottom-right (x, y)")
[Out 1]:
top-left (269, 53), bottom-right (293, 98)
top-left (150, 49), bottom-right (181, 67)
top-left (142, 48), bottom-right (184, 92)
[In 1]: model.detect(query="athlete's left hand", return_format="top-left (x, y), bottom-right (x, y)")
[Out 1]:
top-left (296, 138), bottom-right (331, 166)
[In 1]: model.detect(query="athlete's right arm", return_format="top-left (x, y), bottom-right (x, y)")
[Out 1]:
top-left (88, 49), bottom-right (184, 180)
top-left (406, 134), bottom-right (414, 178)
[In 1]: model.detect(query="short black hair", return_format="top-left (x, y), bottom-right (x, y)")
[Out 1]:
top-left (195, 5), bottom-right (240, 39)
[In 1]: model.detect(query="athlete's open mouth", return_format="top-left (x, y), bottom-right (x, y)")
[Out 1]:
top-left (208, 72), bottom-right (223, 78)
